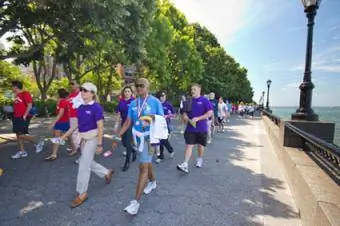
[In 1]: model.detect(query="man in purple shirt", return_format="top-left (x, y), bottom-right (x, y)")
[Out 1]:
top-left (177, 83), bottom-right (213, 173)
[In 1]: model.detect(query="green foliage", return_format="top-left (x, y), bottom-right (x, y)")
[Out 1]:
top-left (35, 99), bottom-right (57, 117)
top-left (1, 0), bottom-right (254, 109)
top-left (47, 77), bottom-right (69, 97)
top-left (102, 99), bottom-right (118, 113)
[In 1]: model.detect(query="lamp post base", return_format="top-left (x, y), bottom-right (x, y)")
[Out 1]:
top-left (291, 111), bottom-right (319, 121)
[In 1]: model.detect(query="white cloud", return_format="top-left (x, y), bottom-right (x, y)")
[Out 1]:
top-left (171, 0), bottom-right (250, 44)
top-left (289, 45), bottom-right (340, 73)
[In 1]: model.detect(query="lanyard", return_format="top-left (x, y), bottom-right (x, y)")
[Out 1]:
top-left (137, 95), bottom-right (149, 118)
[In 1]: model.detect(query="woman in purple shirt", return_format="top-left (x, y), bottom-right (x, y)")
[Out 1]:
top-left (114, 86), bottom-right (136, 171)
top-left (61, 82), bottom-right (114, 208)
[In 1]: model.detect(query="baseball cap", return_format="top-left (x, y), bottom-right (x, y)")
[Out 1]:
top-left (135, 78), bottom-right (150, 87)
top-left (81, 82), bottom-right (97, 94)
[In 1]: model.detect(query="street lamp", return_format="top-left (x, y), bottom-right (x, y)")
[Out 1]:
top-left (265, 80), bottom-right (272, 112)
top-left (291, 0), bottom-right (321, 121)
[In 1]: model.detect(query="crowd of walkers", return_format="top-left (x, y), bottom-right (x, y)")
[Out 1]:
top-left (0, 78), bottom-right (257, 214)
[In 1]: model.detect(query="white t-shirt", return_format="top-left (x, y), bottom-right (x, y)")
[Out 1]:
top-left (218, 102), bottom-right (227, 117)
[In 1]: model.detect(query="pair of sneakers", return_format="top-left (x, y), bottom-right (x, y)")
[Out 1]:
top-left (177, 158), bottom-right (203, 173)
top-left (11, 140), bottom-right (45, 159)
top-left (124, 181), bottom-right (157, 215)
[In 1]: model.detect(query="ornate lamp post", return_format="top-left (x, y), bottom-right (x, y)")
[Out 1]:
top-left (291, 0), bottom-right (321, 121)
top-left (265, 80), bottom-right (272, 112)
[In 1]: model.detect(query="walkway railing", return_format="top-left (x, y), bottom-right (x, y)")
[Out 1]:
top-left (285, 123), bottom-right (340, 185)
top-left (262, 109), bottom-right (281, 127)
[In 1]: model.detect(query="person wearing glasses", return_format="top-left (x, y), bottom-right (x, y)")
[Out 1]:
top-left (116, 78), bottom-right (164, 215)
top-left (60, 82), bottom-right (114, 208)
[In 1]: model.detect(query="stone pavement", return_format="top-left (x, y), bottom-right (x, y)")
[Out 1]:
top-left (0, 115), bottom-right (301, 226)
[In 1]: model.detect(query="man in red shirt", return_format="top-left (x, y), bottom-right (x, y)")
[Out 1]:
top-left (67, 80), bottom-right (80, 156)
top-left (11, 81), bottom-right (45, 159)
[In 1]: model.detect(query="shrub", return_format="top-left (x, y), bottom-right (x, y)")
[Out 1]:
top-left (34, 99), bottom-right (57, 117)
top-left (102, 100), bottom-right (118, 113)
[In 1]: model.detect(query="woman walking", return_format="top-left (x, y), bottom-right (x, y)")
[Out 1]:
top-left (114, 86), bottom-right (136, 171)
top-left (45, 88), bottom-right (70, 161)
top-left (155, 91), bottom-right (175, 163)
top-left (61, 82), bottom-right (114, 208)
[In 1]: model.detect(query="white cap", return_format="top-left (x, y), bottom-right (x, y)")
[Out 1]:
top-left (81, 82), bottom-right (97, 94)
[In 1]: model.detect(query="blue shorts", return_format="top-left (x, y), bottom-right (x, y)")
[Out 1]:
top-left (138, 138), bottom-right (153, 164)
top-left (54, 122), bottom-right (70, 132)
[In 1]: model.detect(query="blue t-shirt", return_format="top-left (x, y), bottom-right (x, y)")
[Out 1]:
top-left (128, 95), bottom-right (164, 133)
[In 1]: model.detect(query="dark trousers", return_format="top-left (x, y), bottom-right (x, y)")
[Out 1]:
top-left (121, 127), bottom-right (135, 163)
top-left (159, 138), bottom-right (173, 159)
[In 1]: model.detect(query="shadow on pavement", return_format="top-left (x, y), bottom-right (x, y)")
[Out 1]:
top-left (0, 115), bottom-right (299, 226)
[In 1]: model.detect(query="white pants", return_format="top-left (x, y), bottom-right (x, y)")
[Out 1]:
top-left (76, 137), bottom-right (109, 194)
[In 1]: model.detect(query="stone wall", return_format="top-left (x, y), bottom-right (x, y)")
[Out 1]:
top-left (262, 116), bottom-right (340, 226)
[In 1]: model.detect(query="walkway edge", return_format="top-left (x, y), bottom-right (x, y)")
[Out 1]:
top-left (262, 116), bottom-right (340, 226)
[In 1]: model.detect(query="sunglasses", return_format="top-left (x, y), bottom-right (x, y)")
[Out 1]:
top-left (80, 87), bottom-right (92, 93)
top-left (135, 83), bottom-right (145, 88)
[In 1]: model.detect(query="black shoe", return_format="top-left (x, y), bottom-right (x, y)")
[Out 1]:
top-left (122, 161), bottom-right (130, 172)
top-left (132, 151), bottom-right (137, 162)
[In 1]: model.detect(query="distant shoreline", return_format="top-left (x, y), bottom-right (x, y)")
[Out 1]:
top-left (271, 106), bottom-right (340, 108)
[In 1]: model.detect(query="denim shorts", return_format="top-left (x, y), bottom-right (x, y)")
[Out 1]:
top-left (138, 139), bottom-right (153, 164)
top-left (54, 122), bottom-right (70, 132)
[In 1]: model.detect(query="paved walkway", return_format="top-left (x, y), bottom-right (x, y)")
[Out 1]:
top-left (0, 116), bottom-right (301, 226)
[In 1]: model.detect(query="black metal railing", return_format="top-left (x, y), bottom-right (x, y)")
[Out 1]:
top-left (285, 122), bottom-right (340, 185)
top-left (262, 109), bottom-right (281, 127)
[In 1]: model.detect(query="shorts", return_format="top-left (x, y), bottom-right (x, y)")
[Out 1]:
top-left (12, 117), bottom-right (31, 134)
top-left (54, 122), bottom-right (70, 132)
top-left (139, 140), bottom-right (154, 163)
top-left (184, 131), bottom-right (208, 146)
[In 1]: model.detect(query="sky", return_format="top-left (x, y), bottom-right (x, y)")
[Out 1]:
top-left (172, 0), bottom-right (340, 107)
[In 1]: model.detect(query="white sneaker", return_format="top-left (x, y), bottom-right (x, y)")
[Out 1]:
top-left (35, 140), bottom-right (45, 153)
top-left (180, 130), bottom-right (184, 134)
top-left (155, 158), bottom-right (162, 164)
top-left (170, 152), bottom-right (175, 158)
top-left (123, 151), bottom-right (127, 156)
top-left (177, 162), bottom-right (189, 173)
top-left (11, 151), bottom-right (28, 159)
top-left (207, 139), bottom-right (212, 144)
top-left (74, 158), bottom-right (80, 164)
top-left (124, 200), bottom-right (140, 215)
top-left (196, 158), bottom-right (203, 168)
top-left (144, 181), bottom-right (157, 194)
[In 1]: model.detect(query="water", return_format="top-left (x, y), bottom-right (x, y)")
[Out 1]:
top-left (271, 107), bottom-right (340, 146)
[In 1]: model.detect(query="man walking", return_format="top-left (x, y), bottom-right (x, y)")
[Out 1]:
top-left (11, 81), bottom-right (44, 159)
top-left (177, 84), bottom-right (212, 173)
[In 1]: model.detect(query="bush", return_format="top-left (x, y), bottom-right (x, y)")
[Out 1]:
top-left (34, 99), bottom-right (57, 117)
top-left (102, 100), bottom-right (118, 113)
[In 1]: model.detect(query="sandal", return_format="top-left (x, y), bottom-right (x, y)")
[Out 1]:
top-left (45, 155), bottom-right (57, 161)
